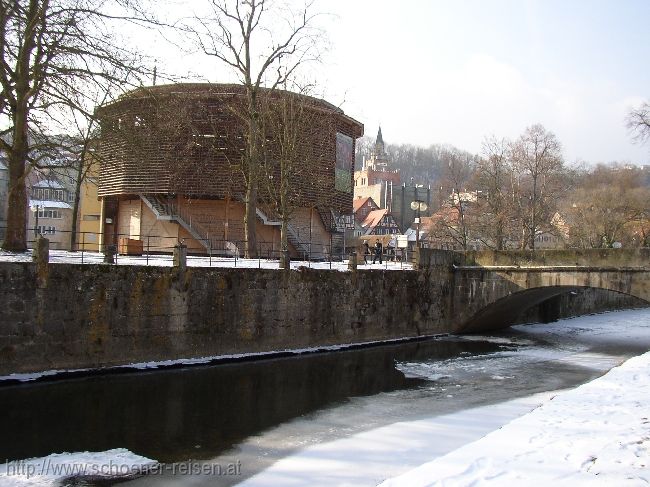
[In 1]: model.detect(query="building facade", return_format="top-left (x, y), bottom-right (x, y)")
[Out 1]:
top-left (96, 84), bottom-right (363, 257)
top-left (27, 179), bottom-right (73, 250)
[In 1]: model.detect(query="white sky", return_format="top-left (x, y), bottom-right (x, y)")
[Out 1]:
top-left (145, 0), bottom-right (650, 166)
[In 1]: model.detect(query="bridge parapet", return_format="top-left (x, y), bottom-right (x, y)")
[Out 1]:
top-left (416, 248), bottom-right (650, 270)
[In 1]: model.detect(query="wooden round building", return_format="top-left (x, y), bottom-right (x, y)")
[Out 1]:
top-left (95, 83), bottom-right (363, 257)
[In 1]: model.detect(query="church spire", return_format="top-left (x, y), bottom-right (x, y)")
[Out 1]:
top-left (374, 125), bottom-right (385, 157)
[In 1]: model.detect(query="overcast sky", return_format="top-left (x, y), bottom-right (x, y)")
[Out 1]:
top-left (152, 0), bottom-right (650, 165)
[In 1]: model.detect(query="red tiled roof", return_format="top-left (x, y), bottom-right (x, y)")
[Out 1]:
top-left (361, 208), bottom-right (389, 233)
top-left (353, 196), bottom-right (378, 214)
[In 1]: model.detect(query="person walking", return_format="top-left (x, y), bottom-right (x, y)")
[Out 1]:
top-left (372, 240), bottom-right (383, 264)
top-left (363, 241), bottom-right (370, 264)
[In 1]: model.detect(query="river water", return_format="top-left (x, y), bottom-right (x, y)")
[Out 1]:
top-left (1, 309), bottom-right (649, 486)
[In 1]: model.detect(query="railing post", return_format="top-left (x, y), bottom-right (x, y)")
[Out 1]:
top-left (348, 251), bottom-right (357, 272)
top-left (33, 235), bottom-right (49, 265)
top-left (146, 235), bottom-right (150, 266)
top-left (33, 236), bottom-right (49, 287)
top-left (174, 242), bottom-right (187, 271)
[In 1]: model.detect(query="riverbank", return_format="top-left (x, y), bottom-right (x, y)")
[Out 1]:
top-left (1, 309), bottom-right (648, 487)
top-left (382, 348), bottom-right (650, 486)
top-left (231, 309), bottom-right (650, 487)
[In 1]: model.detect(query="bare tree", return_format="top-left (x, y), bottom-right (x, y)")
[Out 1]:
top-left (186, 0), bottom-right (322, 258)
top-left (426, 148), bottom-right (476, 250)
top-left (257, 85), bottom-right (332, 264)
top-left (566, 164), bottom-right (650, 248)
top-left (0, 0), bottom-right (153, 251)
top-left (510, 124), bottom-right (565, 249)
top-left (475, 136), bottom-right (516, 250)
top-left (627, 101), bottom-right (650, 146)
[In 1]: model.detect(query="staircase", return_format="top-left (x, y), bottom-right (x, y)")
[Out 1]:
top-left (140, 195), bottom-right (239, 256)
top-left (317, 207), bottom-right (347, 256)
top-left (254, 206), bottom-right (310, 258)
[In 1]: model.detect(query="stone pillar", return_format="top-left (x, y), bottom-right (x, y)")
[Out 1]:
top-left (174, 243), bottom-right (187, 271)
top-left (280, 250), bottom-right (290, 271)
top-left (348, 251), bottom-right (357, 272)
top-left (32, 236), bottom-right (49, 265)
top-left (103, 244), bottom-right (116, 264)
top-left (33, 236), bottom-right (49, 287)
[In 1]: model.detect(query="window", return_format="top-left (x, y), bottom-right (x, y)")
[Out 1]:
top-left (37, 209), bottom-right (62, 219)
top-left (83, 214), bottom-right (100, 221)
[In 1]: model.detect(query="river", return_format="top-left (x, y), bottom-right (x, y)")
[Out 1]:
top-left (1, 308), bottom-right (649, 486)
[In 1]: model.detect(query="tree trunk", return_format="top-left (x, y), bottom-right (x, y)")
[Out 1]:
top-left (244, 184), bottom-right (257, 258)
top-left (70, 156), bottom-right (85, 251)
top-left (2, 122), bottom-right (29, 252)
top-left (244, 91), bottom-right (258, 259)
top-left (3, 164), bottom-right (28, 252)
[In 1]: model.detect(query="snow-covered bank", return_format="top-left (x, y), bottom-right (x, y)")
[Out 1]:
top-left (235, 392), bottom-right (559, 487)
top-left (0, 449), bottom-right (156, 487)
top-left (230, 309), bottom-right (650, 487)
top-left (382, 350), bottom-right (650, 486)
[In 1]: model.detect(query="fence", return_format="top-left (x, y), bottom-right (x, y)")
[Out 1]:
top-left (0, 225), bottom-right (411, 270)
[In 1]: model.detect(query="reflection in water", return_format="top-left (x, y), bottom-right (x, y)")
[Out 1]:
top-left (0, 339), bottom-right (505, 463)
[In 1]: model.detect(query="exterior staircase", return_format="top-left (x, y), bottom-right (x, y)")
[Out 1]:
top-left (140, 194), bottom-right (239, 256)
top-left (317, 207), bottom-right (347, 257)
top-left (253, 206), bottom-right (310, 258)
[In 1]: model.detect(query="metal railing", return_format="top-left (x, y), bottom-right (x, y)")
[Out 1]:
top-left (0, 225), bottom-right (412, 270)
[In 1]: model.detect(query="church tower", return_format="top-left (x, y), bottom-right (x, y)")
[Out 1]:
top-left (367, 126), bottom-right (389, 170)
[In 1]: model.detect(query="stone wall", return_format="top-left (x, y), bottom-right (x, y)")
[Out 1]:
top-left (0, 263), bottom-right (442, 375)
top-left (0, 259), bottom-right (647, 376)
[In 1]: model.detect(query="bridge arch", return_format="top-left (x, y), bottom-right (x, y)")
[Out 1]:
top-left (458, 285), bottom-right (649, 334)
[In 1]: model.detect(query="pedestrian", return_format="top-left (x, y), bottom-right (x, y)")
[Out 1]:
top-left (363, 241), bottom-right (370, 264)
top-left (372, 240), bottom-right (383, 264)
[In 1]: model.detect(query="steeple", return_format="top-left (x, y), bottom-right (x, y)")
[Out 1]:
top-left (374, 125), bottom-right (385, 158)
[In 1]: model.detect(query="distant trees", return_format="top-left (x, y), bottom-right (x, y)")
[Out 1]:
top-left (427, 148), bottom-right (476, 250)
top-left (565, 164), bottom-right (650, 248)
top-left (474, 137), bottom-right (516, 250)
top-left (627, 100), bottom-right (650, 146)
top-left (510, 124), bottom-right (566, 249)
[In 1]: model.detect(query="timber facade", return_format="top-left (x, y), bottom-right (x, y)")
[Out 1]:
top-left (96, 84), bottom-right (363, 257)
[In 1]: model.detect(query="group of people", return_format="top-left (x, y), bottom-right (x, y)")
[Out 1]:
top-left (363, 240), bottom-right (384, 264)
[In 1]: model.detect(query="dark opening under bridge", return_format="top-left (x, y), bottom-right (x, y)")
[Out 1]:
top-left (0, 248), bottom-right (648, 376)
top-left (416, 248), bottom-right (650, 333)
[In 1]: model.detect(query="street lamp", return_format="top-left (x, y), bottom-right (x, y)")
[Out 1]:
top-left (410, 200), bottom-right (428, 248)
top-left (30, 203), bottom-right (40, 238)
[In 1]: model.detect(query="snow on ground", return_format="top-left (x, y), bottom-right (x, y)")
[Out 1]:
top-left (381, 349), bottom-right (650, 487)
top-left (232, 310), bottom-right (650, 487)
top-left (0, 249), bottom-right (412, 272)
top-left (236, 392), bottom-right (559, 487)
top-left (0, 449), bottom-right (156, 487)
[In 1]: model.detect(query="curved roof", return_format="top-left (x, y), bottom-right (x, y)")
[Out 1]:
top-left (109, 83), bottom-right (350, 117)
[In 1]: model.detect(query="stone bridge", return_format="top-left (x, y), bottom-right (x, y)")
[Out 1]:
top-left (416, 248), bottom-right (650, 333)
